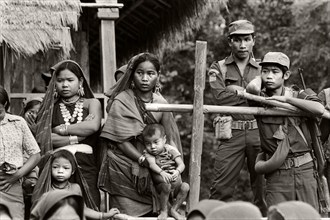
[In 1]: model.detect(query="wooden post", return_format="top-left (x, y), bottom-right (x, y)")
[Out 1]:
top-left (188, 41), bottom-right (207, 210)
top-left (97, 0), bottom-right (119, 118)
top-left (97, 0), bottom-right (118, 93)
top-left (96, 0), bottom-right (120, 212)
top-left (0, 44), bottom-right (3, 86)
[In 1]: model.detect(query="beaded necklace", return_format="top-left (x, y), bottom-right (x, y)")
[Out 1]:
top-left (60, 99), bottom-right (84, 125)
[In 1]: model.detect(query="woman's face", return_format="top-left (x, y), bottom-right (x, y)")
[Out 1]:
top-left (55, 69), bottom-right (81, 99)
top-left (24, 103), bottom-right (41, 119)
top-left (133, 61), bottom-right (158, 93)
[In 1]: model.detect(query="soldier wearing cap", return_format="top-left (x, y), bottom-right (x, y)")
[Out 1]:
top-left (207, 19), bottom-right (267, 215)
top-left (246, 52), bottom-right (324, 210)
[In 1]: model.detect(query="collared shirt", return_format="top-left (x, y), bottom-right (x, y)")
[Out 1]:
top-left (0, 113), bottom-right (40, 168)
top-left (254, 87), bottom-right (321, 155)
top-left (208, 54), bottom-right (261, 120)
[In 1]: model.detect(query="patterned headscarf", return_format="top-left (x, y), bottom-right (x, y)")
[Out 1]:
top-left (35, 60), bottom-right (94, 155)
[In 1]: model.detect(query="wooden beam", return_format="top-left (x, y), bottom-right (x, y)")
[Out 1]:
top-left (80, 3), bottom-right (124, 8)
top-left (188, 41), bottom-right (207, 210)
top-left (155, 0), bottom-right (172, 8)
top-left (140, 4), bottom-right (160, 18)
top-left (116, 0), bottom-right (144, 24)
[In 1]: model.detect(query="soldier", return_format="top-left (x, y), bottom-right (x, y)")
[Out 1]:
top-left (208, 19), bottom-right (266, 215)
top-left (247, 52), bottom-right (324, 210)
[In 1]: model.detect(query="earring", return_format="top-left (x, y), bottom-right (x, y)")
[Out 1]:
top-left (130, 81), bottom-right (135, 89)
top-left (78, 85), bottom-right (85, 97)
top-left (54, 87), bottom-right (58, 98)
top-left (155, 81), bottom-right (161, 94)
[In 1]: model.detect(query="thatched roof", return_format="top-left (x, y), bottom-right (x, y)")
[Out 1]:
top-left (0, 0), bottom-right (81, 57)
top-left (114, 0), bottom-right (228, 61)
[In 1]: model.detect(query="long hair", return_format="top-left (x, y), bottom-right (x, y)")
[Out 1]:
top-left (0, 86), bottom-right (10, 111)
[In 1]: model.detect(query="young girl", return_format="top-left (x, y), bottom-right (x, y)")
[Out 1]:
top-left (32, 149), bottom-right (119, 219)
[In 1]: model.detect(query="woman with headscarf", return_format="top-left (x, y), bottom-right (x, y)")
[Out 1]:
top-left (0, 86), bottom-right (41, 219)
top-left (99, 52), bottom-right (182, 217)
top-left (35, 60), bottom-right (102, 208)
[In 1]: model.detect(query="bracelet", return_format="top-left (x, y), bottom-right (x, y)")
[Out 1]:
top-left (138, 155), bottom-right (146, 166)
top-left (69, 135), bottom-right (79, 145)
top-left (59, 124), bottom-right (68, 136)
top-left (176, 169), bottom-right (181, 174)
top-left (99, 212), bottom-right (104, 220)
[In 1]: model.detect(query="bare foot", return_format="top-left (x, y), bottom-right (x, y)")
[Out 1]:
top-left (158, 211), bottom-right (168, 220)
top-left (170, 208), bottom-right (185, 220)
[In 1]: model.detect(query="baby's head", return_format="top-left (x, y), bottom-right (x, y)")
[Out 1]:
top-left (51, 150), bottom-right (77, 183)
top-left (142, 124), bottom-right (166, 156)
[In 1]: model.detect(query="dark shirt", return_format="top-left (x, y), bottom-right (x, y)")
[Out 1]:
top-left (208, 54), bottom-right (260, 121)
top-left (253, 87), bottom-right (321, 155)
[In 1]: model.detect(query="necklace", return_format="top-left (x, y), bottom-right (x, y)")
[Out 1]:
top-left (62, 96), bottom-right (80, 105)
top-left (60, 99), bottom-right (84, 125)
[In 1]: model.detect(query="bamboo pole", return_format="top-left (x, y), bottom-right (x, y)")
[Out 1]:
top-left (145, 104), bottom-right (330, 119)
top-left (188, 41), bottom-right (207, 210)
top-left (236, 90), bottom-right (299, 111)
top-left (80, 3), bottom-right (124, 8)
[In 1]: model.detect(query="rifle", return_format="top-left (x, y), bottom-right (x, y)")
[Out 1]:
top-left (299, 68), bottom-right (329, 213)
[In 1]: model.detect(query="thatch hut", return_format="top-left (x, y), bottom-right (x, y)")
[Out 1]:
top-left (0, 0), bottom-right (226, 114)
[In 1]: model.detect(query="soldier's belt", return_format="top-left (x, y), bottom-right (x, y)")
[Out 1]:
top-left (280, 152), bottom-right (313, 169)
top-left (231, 119), bottom-right (258, 130)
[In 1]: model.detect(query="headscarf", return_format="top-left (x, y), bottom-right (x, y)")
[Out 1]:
top-left (115, 64), bottom-right (128, 82)
top-left (31, 189), bottom-right (84, 220)
top-left (205, 201), bottom-right (263, 220)
top-left (267, 201), bottom-right (321, 220)
top-left (103, 52), bottom-right (182, 153)
top-left (31, 149), bottom-right (98, 211)
top-left (35, 60), bottom-right (94, 155)
top-left (187, 199), bottom-right (226, 219)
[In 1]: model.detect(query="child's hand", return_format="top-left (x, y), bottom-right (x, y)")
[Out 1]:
top-left (160, 171), bottom-right (172, 183)
top-left (105, 208), bottom-right (120, 218)
top-left (169, 169), bottom-right (180, 181)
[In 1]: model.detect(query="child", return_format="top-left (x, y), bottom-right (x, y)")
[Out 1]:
top-left (142, 124), bottom-right (189, 220)
top-left (246, 52), bottom-right (325, 210)
top-left (32, 149), bottom-right (120, 219)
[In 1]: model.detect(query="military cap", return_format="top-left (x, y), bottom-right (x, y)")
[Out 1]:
top-left (228, 20), bottom-right (255, 36)
top-left (259, 52), bottom-right (290, 69)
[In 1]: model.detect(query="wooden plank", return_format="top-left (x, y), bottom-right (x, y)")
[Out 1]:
top-left (188, 41), bottom-right (207, 210)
